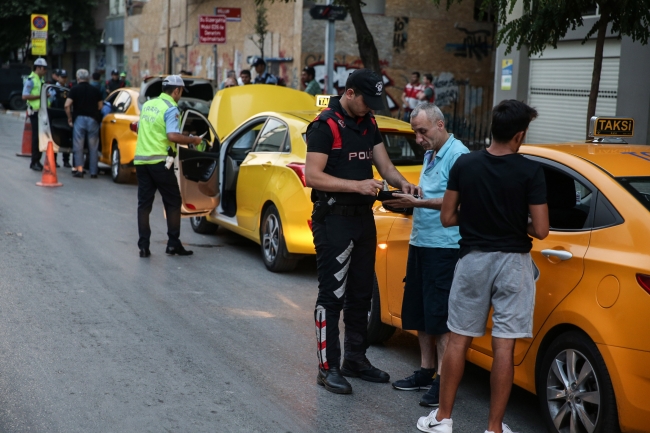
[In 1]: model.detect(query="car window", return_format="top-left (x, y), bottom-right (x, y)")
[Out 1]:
top-left (253, 118), bottom-right (287, 152)
top-left (47, 86), bottom-right (69, 110)
top-left (228, 122), bottom-right (265, 161)
top-left (112, 91), bottom-right (131, 113)
top-left (542, 166), bottom-right (593, 230)
top-left (382, 133), bottom-right (425, 166)
top-left (616, 176), bottom-right (650, 212)
top-left (181, 111), bottom-right (211, 141)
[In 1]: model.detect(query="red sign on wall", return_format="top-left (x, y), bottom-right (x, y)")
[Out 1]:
top-left (216, 8), bottom-right (241, 22)
top-left (199, 15), bottom-right (226, 44)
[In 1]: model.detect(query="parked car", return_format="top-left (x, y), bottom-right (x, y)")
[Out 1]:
top-left (40, 75), bottom-right (214, 183)
top-left (371, 138), bottom-right (650, 433)
top-left (176, 85), bottom-right (423, 272)
top-left (0, 64), bottom-right (30, 111)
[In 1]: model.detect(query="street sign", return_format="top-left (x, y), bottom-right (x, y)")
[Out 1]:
top-left (216, 8), bottom-right (241, 22)
top-left (309, 5), bottom-right (347, 21)
top-left (199, 15), bottom-right (226, 44)
top-left (30, 14), bottom-right (48, 56)
top-left (31, 39), bottom-right (47, 56)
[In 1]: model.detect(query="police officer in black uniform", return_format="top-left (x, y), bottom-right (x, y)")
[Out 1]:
top-left (305, 69), bottom-right (421, 394)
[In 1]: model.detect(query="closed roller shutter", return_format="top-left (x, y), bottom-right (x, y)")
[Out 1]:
top-left (526, 41), bottom-right (620, 144)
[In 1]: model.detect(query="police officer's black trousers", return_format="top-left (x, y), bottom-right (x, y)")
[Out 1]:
top-left (136, 162), bottom-right (182, 250)
top-left (312, 212), bottom-right (376, 370)
top-left (29, 113), bottom-right (41, 165)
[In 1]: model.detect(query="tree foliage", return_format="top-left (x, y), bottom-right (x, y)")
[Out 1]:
top-left (0, 0), bottom-right (99, 61)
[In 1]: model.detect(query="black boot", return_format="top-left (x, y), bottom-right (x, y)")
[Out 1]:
top-left (341, 358), bottom-right (390, 383)
top-left (317, 366), bottom-right (352, 394)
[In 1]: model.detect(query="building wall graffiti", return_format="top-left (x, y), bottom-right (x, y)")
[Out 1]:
top-left (444, 27), bottom-right (492, 61)
top-left (393, 17), bottom-right (408, 53)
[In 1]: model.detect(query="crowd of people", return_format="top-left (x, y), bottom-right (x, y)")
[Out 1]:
top-left (304, 69), bottom-right (549, 433)
top-left (22, 59), bottom-right (129, 178)
top-left (402, 71), bottom-right (436, 121)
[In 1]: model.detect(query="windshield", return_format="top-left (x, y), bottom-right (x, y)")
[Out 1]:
top-left (382, 133), bottom-right (424, 166)
top-left (616, 177), bottom-right (650, 211)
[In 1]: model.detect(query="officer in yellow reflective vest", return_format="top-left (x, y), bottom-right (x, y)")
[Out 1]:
top-left (134, 75), bottom-right (202, 258)
top-left (22, 58), bottom-right (48, 171)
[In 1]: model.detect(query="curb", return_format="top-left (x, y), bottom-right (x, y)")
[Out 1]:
top-left (0, 110), bottom-right (27, 120)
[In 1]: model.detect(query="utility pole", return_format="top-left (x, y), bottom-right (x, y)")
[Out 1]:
top-left (324, 0), bottom-right (335, 94)
top-left (166, 0), bottom-right (172, 74)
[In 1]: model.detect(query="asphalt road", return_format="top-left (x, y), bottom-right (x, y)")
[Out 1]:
top-left (0, 114), bottom-right (547, 433)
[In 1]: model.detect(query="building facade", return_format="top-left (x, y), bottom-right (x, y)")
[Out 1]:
top-left (493, 4), bottom-right (650, 145)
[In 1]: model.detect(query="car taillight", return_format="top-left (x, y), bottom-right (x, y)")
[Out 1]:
top-left (637, 274), bottom-right (650, 295)
top-left (130, 121), bottom-right (138, 133)
top-left (287, 162), bottom-right (306, 187)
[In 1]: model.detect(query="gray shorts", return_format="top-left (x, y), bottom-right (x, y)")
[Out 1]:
top-left (447, 251), bottom-right (536, 339)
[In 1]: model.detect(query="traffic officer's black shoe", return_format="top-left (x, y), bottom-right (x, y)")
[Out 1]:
top-left (139, 248), bottom-right (151, 258)
top-left (165, 245), bottom-right (193, 256)
top-left (317, 366), bottom-right (352, 394)
top-left (341, 358), bottom-right (390, 383)
top-left (30, 163), bottom-right (42, 171)
top-left (419, 374), bottom-right (441, 407)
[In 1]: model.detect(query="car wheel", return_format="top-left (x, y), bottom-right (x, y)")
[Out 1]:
top-left (538, 330), bottom-right (620, 433)
top-left (260, 204), bottom-right (298, 272)
top-left (190, 216), bottom-right (218, 234)
top-left (111, 144), bottom-right (131, 183)
top-left (367, 275), bottom-right (396, 344)
top-left (8, 94), bottom-right (26, 111)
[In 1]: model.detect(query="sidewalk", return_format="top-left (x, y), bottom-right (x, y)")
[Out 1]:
top-left (0, 109), bottom-right (26, 120)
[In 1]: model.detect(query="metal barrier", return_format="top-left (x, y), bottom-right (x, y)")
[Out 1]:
top-left (443, 84), bottom-right (493, 151)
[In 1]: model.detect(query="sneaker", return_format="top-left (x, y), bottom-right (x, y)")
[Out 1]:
top-left (392, 368), bottom-right (435, 391)
top-left (485, 423), bottom-right (517, 433)
top-left (341, 357), bottom-right (389, 383)
top-left (420, 374), bottom-right (440, 406)
top-left (416, 408), bottom-right (453, 433)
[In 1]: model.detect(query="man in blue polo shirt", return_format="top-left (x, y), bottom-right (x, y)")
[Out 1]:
top-left (384, 102), bottom-right (469, 407)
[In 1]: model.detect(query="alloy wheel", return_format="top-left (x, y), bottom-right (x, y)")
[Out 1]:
top-left (546, 348), bottom-right (601, 433)
top-left (262, 213), bottom-right (280, 263)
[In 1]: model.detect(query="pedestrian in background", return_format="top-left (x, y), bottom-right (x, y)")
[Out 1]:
top-left (51, 69), bottom-right (73, 168)
top-left (22, 57), bottom-right (48, 171)
top-left (90, 72), bottom-right (108, 99)
top-left (65, 69), bottom-right (103, 179)
top-left (120, 71), bottom-right (131, 87)
top-left (402, 71), bottom-right (423, 122)
top-left (301, 66), bottom-right (320, 96)
top-left (418, 100), bottom-right (549, 433)
top-left (106, 69), bottom-right (125, 93)
top-left (417, 74), bottom-right (435, 104)
top-left (305, 69), bottom-right (420, 395)
top-left (384, 103), bottom-right (468, 407)
top-left (223, 77), bottom-right (238, 88)
top-left (134, 75), bottom-right (201, 258)
top-left (239, 70), bottom-right (252, 85)
top-left (220, 70), bottom-right (237, 89)
top-left (252, 58), bottom-right (278, 85)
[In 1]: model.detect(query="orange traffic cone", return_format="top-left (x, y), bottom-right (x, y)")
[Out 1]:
top-left (16, 115), bottom-right (32, 157)
top-left (36, 141), bottom-right (63, 188)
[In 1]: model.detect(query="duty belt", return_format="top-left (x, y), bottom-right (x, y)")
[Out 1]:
top-left (328, 204), bottom-right (373, 217)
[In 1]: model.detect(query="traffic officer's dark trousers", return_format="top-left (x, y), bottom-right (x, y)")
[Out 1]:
top-left (29, 113), bottom-right (41, 166)
top-left (136, 162), bottom-right (182, 250)
top-left (312, 212), bottom-right (376, 370)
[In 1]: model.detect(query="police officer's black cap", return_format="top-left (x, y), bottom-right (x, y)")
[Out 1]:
top-left (111, 69), bottom-right (119, 75)
top-left (252, 57), bottom-right (266, 67)
top-left (346, 69), bottom-right (385, 111)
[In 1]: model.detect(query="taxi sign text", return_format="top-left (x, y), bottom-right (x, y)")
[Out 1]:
top-left (316, 95), bottom-right (330, 108)
top-left (591, 117), bottom-right (634, 137)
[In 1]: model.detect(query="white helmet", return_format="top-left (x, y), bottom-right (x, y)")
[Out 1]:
top-left (34, 58), bottom-right (48, 67)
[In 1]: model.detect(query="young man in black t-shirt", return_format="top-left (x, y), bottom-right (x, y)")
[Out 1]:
top-left (417, 100), bottom-right (549, 433)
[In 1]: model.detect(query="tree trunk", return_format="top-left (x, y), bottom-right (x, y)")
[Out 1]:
top-left (586, 12), bottom-right (609, 139)
top-left (345, 0), bottom-right (389, 114)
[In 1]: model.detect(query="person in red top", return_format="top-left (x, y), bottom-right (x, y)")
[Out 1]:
top-left (402, 71), bottom-right (424, 121)
top-left (417, 73), bottom-right (435, 104)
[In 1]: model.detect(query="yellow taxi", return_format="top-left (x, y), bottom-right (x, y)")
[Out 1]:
top-left (175, 85), bottom-right (422, 272)
top-left (41, 76), bottom-right (213, 183)
top-left (371, 120), bottom-right (650, 433)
